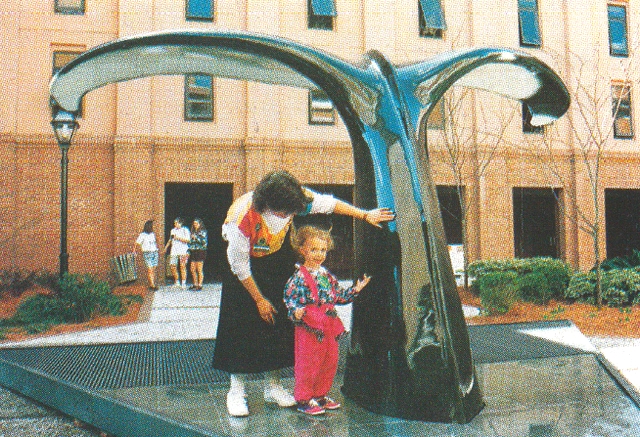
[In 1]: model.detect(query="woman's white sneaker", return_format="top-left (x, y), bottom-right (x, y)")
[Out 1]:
top-left (264, 386), bottom-right (296, 407)
top-left (227, 391), bottom-right (249, 417)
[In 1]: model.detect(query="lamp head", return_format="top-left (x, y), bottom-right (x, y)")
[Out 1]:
top-left (51, 107), bottom-right (79, 146)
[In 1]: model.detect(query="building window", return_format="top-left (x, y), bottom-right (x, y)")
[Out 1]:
top-left (308, 0), bottom-right (335, 30)
top-left (612, 83), bottom-right (633, 139)
top-left (427, 99), bottom-right (445, 129)
top-left (186, 0), bottom-right (214, 21)
top-left (185, 74), bottom-right (214, 121)
top-left (308, 89), bottom-right (335, 125)
top-left (608, 4), bottom-right (629, 57)
top-left (55, 0), bottom-right (85, 14)
top-left (52, 51), bottom-right (83, 116)
top-left (522, 103), bottom-right (543, 134)
top-left (419, 0), bottom-right (446, 38)
top-left (517, 0), bottom-right (541, 47)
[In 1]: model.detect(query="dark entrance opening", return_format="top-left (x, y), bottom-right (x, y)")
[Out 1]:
top-left (436, 185), bottom-right (464, 245)
top-left (294, 184), bottom-right (354, 278)
top-left (513, 188), bottom-right (560, 258)
top-left (164, 183), bottom-right (233, 283)
top-left (605, 189), bottom-right (640, 259)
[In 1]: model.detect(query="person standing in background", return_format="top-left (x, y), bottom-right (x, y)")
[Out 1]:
top-left (164, 217), bottom-right (190, 289)
top-left (134, 220), bottom-right (160, 291)
top-left (188, 218), bottom-right (208, 291)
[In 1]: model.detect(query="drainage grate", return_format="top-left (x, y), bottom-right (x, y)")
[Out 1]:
top-left (0, 340), bottom-right (231, 390)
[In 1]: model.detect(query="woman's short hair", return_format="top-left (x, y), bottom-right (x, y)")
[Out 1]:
top-left (253, 170), bottom-right (312, 215)
top-left (174, 217), bottom-right (183, 226)
top-left (290, 225), bottom-right (334, 254)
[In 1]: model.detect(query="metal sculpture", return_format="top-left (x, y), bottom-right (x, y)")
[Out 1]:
top-left (50, 30), bottom-right (570, 423)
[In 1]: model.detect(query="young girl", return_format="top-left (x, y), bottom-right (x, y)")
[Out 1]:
top-left (284, 225), bottom-right (370, 416)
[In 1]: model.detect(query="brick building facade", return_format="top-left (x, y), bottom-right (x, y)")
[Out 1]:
top-left (2, 1), bottom-right (640, 279)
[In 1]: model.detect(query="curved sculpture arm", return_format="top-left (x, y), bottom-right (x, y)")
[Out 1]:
top-left (396, 47), bottom-right (570, 126)
top-left (49, 29), bottom-right (379, 123)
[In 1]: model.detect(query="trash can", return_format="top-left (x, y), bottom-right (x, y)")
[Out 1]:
top-left (164, 253), bottom-right (174, 284)
top-left (110, 252), bottom-right (137, 284)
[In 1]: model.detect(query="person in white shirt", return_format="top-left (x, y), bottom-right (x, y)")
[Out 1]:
top-left (164, 217), bottom-right (191, 289)
top-left (134, 220), bottom-right (160, 291)
top-left (212, 170), bottom-right (395, 417)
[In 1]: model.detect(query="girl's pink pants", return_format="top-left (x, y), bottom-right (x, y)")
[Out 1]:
top-left (293, 325), bottom-right (339, 402)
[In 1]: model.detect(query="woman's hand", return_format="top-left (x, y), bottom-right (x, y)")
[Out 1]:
top-left (256, 297), bottom-right (277, 324)
top-left (293, 308), bottom-right (305, 320)
top-left (354, 274), bottom-right (371, 293)
top-left (364, 208), bottom-right (395, 228)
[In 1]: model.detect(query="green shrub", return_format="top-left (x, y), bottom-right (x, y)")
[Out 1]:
top-left (56, 273), bottom-right (125, 323)
top-left (565, 268), bottom-right (640, 307)
top-left (468, 257), bottom-right (571, 303)
top-left (9, 273), bottom-right (131, 327)
top-left (516, 271), bottom-right (551, 304)
top-left (0, 269), bottom-right (36, 297)
top-left (564, 272), bottom-right (595, 303)
top-left (476, 271), bottom-right (519, 314)
top-left (12, 293), bottom-right (67, 326)
top-left (599, 249), bottom-right (640, 271)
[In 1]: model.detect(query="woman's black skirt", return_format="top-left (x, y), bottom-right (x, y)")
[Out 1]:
top-left (212, 239), bottom-right (296, 374)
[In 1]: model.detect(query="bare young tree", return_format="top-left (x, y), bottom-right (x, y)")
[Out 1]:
top-left (526, 48), bottom-right (639, 307)
top-left (425, 87), bottom-right (519, 290)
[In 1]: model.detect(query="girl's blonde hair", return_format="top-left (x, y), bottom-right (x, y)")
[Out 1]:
top-left (290, 225), bottom-right (334, 254)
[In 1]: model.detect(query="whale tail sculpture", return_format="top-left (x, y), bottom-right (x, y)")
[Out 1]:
top-left (50, 30), bottom-right (570, 423)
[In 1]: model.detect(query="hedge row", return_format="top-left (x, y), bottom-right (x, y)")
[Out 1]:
top-left (467, 257), bottom-right (640, 312)
top-left (566, 268), bottom-right (640, 307)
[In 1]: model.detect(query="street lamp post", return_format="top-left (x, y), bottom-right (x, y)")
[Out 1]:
top-left (51, 108), bottom-right (79, 278)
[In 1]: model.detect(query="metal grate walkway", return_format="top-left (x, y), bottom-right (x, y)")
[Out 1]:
top-left (0, 320), bottom-right (586, 391)
top-left (0, 340), bottom-right (226, 389)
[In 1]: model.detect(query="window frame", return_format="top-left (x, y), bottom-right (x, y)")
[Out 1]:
top-left (54, 0), bottom-right (85, 15)
top-left (184, 74), bottom-right (214, 122)
top-left (517, 0), bottom-right (542, 48)
top-left (308, 89), bottom-right (336, 125)
top-left (612, 83), bottom-right (633, 139)
top-left (418, 0), bottom-right (446, 39)
top-left (608, 4), bottom-right (629, 57)
top-left (307, 0), bottom-right (335, 30)
top-left (186, 0), bottom-right (214, 22)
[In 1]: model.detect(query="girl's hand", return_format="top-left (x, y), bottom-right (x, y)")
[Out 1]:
top-left (354, 274), bottom-right (371, 293)
top-left (293, 308), bottom-right (305, 320)
top-left (256, 297), bottom-right (277, 324)
top-left (364, 208), bottom-right (395, 228)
